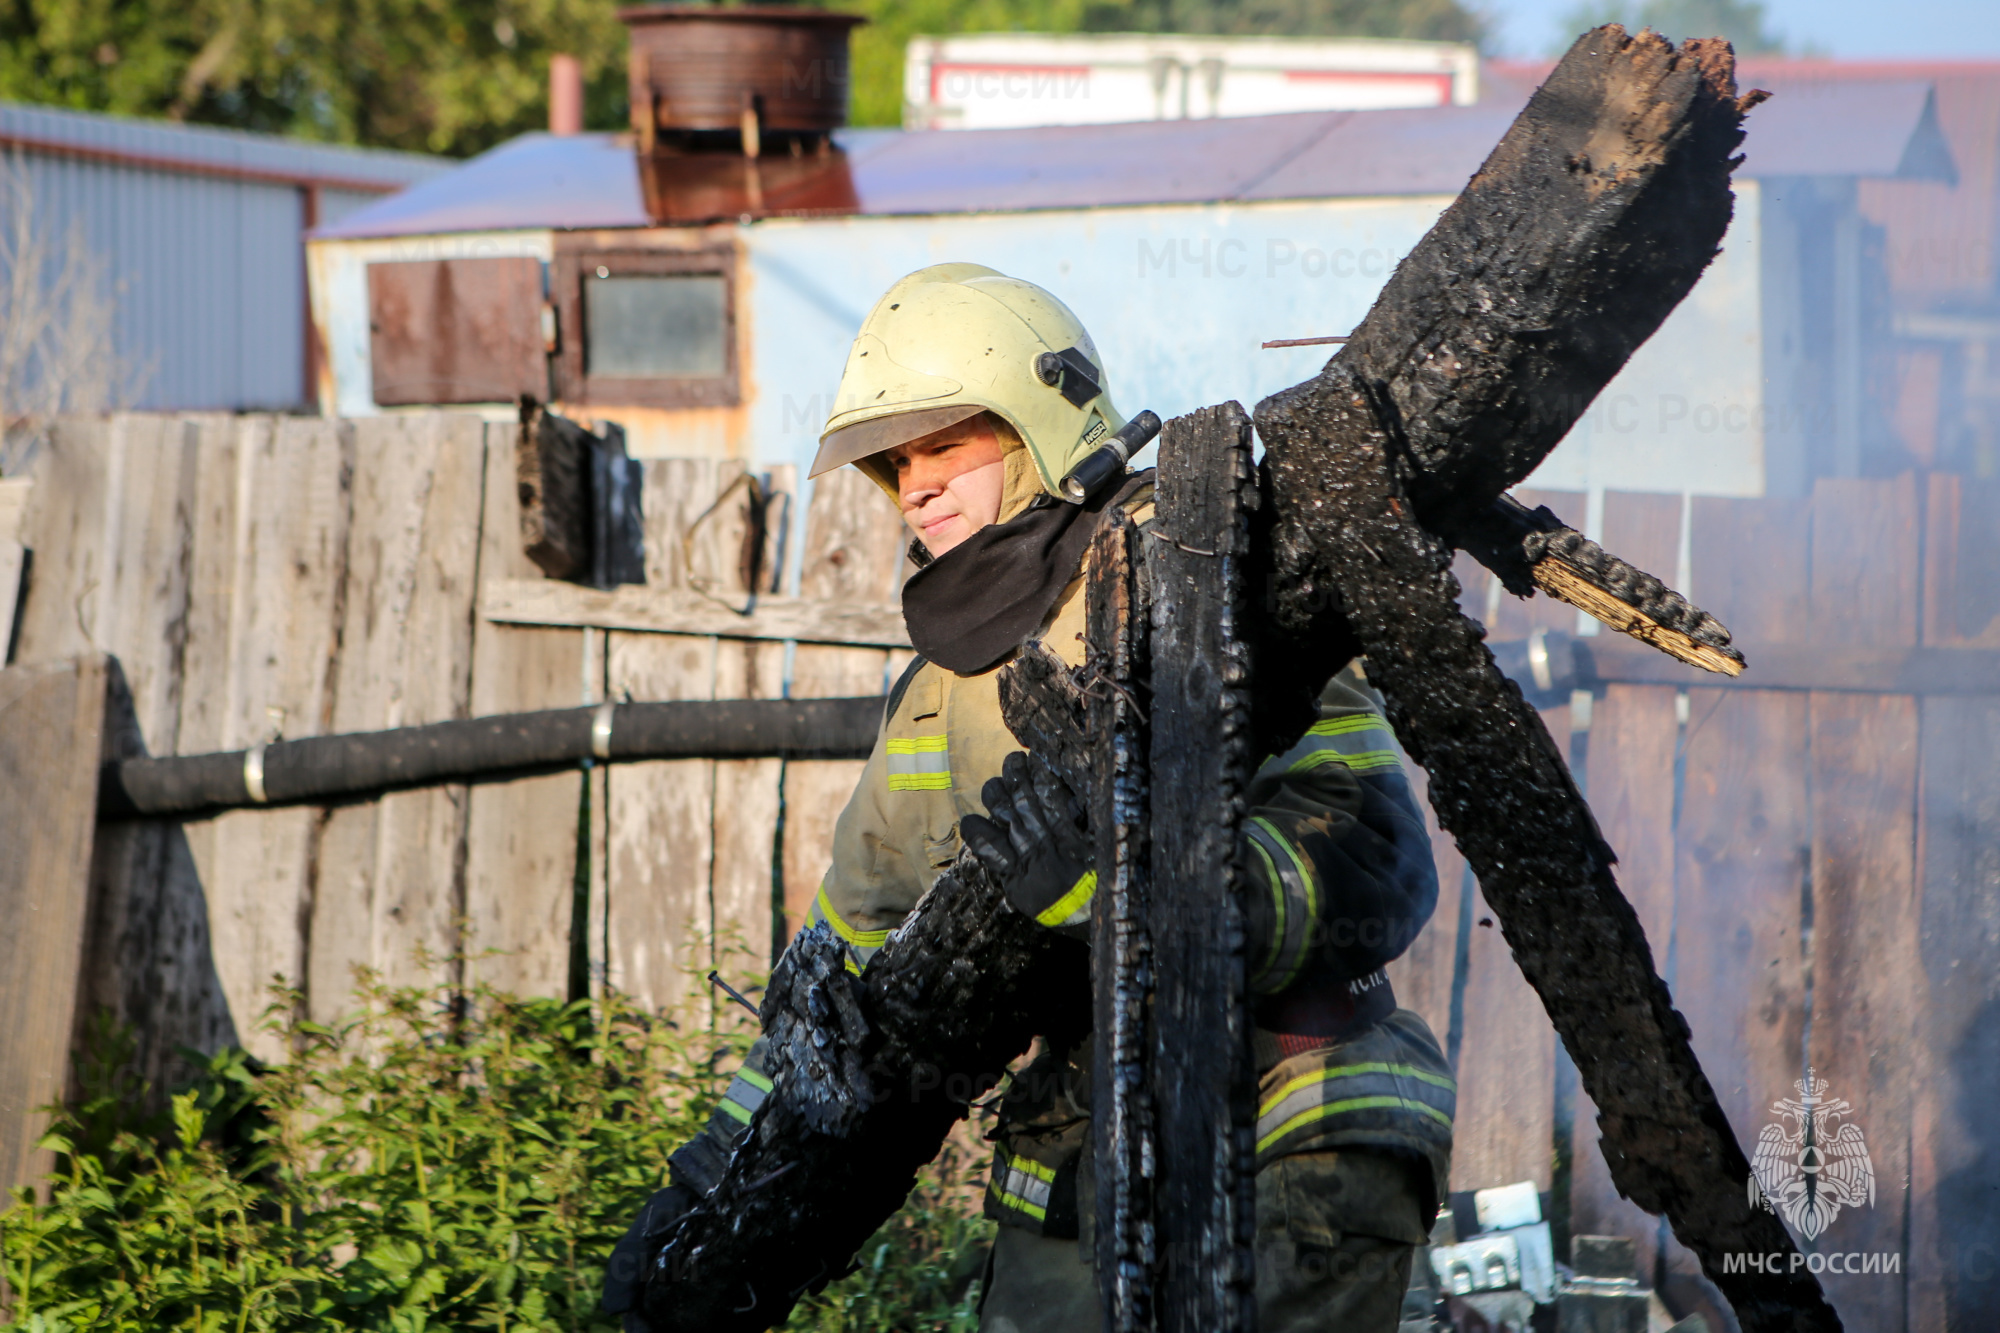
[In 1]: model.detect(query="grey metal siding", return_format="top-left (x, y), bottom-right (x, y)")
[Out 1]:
top-left (0, 103), bottom-right (447, 411)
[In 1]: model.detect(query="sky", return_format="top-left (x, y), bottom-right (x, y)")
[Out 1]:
top-left (1485, 0), bottom-right (2000, 59)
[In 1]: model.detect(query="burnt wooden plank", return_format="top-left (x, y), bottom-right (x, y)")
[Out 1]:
top-left (1261, 370), bottom-right (1832, 1333)
top-left (1805, 476), bottom-right (1922, 1331)
top-left (1488, 488), bottom-right (1586, 640)
top-left (0, 656), bottom-right (109, 1200)
top-left (1144, 402), bottom-right (1260, 1333)
top-left (1450, 699), bottom-right (1567, 1197)
top-left (1088, 514), bottom-right (1153, 1333)
top-left (517, 403), bottom-right (591, 581)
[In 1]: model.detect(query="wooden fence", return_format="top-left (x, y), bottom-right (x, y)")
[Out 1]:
top-left (1386, 477), bottom-right (2000, 1332)
top-left (2, 414), bottom-right (1996, 1331)
top-left (0, 412), bottom-right (913, 1197)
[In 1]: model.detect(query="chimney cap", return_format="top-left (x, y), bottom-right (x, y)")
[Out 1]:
top-left (617, 4), bottom-right (866, 28)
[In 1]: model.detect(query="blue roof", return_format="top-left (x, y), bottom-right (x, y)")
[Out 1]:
top-left (316, 76), bottom-right (1953, 240)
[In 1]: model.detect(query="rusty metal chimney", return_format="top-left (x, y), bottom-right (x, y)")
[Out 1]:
top-left (617, 5), bottom-right (864, 158)
top-left (550, 54), bottom-right (584, 135)
top-left (616, 3), bottom-right (865, 223)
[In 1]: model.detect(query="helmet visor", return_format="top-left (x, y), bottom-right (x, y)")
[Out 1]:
top-left (810, 404), bottom-right (988, 479)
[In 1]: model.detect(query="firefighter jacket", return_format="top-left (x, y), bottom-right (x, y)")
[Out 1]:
top-left (664, 488), bottom-right (1455, 1236)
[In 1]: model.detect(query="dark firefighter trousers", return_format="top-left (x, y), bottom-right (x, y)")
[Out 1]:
top-left (978, 1146), bottom-right (1429, 1333)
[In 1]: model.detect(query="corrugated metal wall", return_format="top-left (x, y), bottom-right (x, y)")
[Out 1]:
top-left (0, 103), bottom-right (448, 412)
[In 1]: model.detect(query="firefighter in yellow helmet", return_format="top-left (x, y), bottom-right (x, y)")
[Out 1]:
top-left (603, 265), bottom-right (1454, 1333)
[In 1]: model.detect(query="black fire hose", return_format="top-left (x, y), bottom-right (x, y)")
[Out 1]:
top-left (99, 696), bottom-right (887, 820)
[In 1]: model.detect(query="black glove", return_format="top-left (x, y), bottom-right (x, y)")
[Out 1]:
top-left (960, 750), bottom-right (1095, 939)
top-left (602, 1182), bottom-right (696, 1322)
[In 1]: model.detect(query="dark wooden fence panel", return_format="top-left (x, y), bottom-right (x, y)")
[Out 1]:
top-left (1805, 477), bottom-right (1923, 1330)
top-left (0, 657), bottom-right (109, 1201)
top-left (1568, 490), bottom-right (1683, 1284)
top-left (1911, 472), bottom-right (2000, 1331)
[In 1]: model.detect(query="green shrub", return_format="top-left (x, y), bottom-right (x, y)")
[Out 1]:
top-left (0, 978), bottom-right (992, 1333)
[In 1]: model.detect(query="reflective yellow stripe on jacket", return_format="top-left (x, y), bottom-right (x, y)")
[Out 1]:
top-left (805, 881), bottom-right (891, 973)
top-left (885, 735), bottom-right (950, 791)
top-left (1254, 1050), bottom-right (1456, 1169)
top-left (985, 1143), bottom-right (1057, 1224)
top-left (1286, 714), bottom-right (1402, 775)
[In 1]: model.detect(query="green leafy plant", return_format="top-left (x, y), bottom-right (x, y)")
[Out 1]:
top-left (0, 977), bottom-right (992, 1333)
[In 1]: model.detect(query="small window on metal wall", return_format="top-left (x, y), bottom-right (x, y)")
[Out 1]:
top-left (555, 248), bottom-right (738, 408)
top-left (585, 272), bottom-right (727, 378)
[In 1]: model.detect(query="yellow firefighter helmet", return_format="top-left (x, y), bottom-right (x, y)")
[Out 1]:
top-left (811, 264), bottom-right (1127, 501)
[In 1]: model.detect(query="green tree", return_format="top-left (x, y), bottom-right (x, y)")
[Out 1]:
top-left (1552, 0), bottom-right (1787, 55)
top-left (0, 0), bottom-right (1486, 148)
top-left (0, 0), bottom-right (629, 156)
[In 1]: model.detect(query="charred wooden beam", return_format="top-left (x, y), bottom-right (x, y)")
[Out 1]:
top-left (1082, 519), bottom-right (1155, 1333)
top-left (1134, 404), bottom-right (1262, 1332)
top-left (1254, 26), bottom-right (1836, 1332)
top-left (1454, 494), bottom-right (1743, 675)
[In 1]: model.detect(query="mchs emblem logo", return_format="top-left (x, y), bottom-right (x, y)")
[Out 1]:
top-left (1748, 1069), bottom-right (1875, 1240)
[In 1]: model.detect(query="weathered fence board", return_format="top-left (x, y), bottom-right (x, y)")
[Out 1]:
top-left (1911, 692), bottom-right (2000, 1331)
top-left (1910, 471), bottom-right (2000, 1330)
top-left (708, 467), bottom-right (792, 1009)
top-left (465, 423), bottom-right (584, 1001)
top-left (310, 415), bottom-right (486, 1021)
top-left (0, 656), bottom-right (109, 1200)
top-left (13, 417), bottom-right (237, 1084)
top-left (1806, 476), bottom-right (1922, 1330)
top-left (1567, 491), bottom-right (1685, 1277)
top-left (606, 458), bottom-right (735, 1021)
top-left (187, 417), bottom-right (354, 1059)
top-left (780, 468), bottom-right (908, 941)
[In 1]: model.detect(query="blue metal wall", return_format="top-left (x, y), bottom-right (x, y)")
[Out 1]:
top-left (0, 103), bottom-right (447, 412)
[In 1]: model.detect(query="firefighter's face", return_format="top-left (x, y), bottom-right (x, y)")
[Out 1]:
top-left (885, 416), bottom-right (1007, 556)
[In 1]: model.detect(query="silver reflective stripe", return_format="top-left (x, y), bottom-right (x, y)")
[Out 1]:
top-left (886, 735), bottom-right (951, 791)
top-left (1255, 1062), bottom-right (1456, 1158)
top-left (718, 1066), bottom-right (775, 1125)
top-left (988, 1147), bottom-right (1056, 1223)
